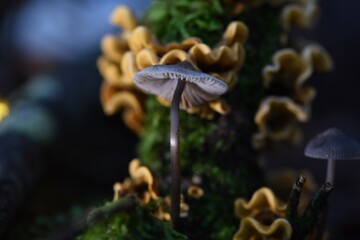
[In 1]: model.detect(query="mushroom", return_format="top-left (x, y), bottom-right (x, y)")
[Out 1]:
top-left (134, 61), bottom-right (228, 227)
top-left (304, 127), bottom-right (360, 185)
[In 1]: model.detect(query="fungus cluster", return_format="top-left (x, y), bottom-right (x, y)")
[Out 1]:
top-left (281, 0), bottom-right (319, 32)
top-left (113, 159), bottom-right (158, 205)
top-left (112, 159), bottom-right (189, 223)
top-left (224, 0), bottom-right (320, 42)
top-left (253, 45), bottom-right (333, 148)
top-left (98, 6), bottom-right (248, 136)
top-left (233, 187), bottom-right (292, 240)
top-left (253, 96), bottom-right (308, 148)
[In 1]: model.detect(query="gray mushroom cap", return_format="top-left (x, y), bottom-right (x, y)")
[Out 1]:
top-left (133, 61), bottom-right (228, 109)
top-left (305, 127), bottom-right (360, 160)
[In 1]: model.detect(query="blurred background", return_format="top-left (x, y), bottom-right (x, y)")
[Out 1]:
top-left (267, 1), bottom-right (360, 239)
top-left (0, 0), bottom-right (150, 237)
top-left (0, 0), bottom-right (359, 239)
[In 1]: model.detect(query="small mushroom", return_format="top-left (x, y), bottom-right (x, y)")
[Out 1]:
top-left (187, 185), bottom-right (204, 199)
top-left (134, 61), bottom-right (228, 228)
top-left (304, 127), bottom-right (360, 185)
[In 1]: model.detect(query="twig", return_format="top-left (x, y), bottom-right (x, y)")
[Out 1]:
top-left (287, 174), bottom-right (306, 221)
top-left (290, 182), bottom-right (333, 240)
top-left (301, 183), bottom-right (333, 231)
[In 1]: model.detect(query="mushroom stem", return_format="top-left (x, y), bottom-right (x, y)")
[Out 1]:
top-left (170, 78), bottom-right (186, 229)
top-left (325, 159), bottom-right (335, 184)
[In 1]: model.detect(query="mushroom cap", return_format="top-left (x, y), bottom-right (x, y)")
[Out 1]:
top-left (305, 127), bottom-right (360, 160)
top-left (133, 61), bottom-right (228, 109)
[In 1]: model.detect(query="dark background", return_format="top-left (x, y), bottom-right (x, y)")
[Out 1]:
top-left (267, 1), bottom-right (360, 239)
top-left (1, 0), bottom-right (359, 239)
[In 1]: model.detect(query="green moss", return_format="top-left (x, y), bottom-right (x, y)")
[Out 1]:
top-left (138, 2), bottom-right (283, 238)
top-left (78, 206), bottom-right (187, 240)
top-left (140, 0), bottom-right (232, 173)
top-left (184, 163), bottom-right (253, 239)
top-left (179, 113), bottom-right (217, 170)
top-left (77, 214), bottom-right (130, 240)
top-left (140, 2), bottom-right (283, 168)
top-left (138, 96), bottom-right (170, 171)
top-left (145, 0), bottom-right (229, 47)
top-left (138, 96), bottom-right (217, 176)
